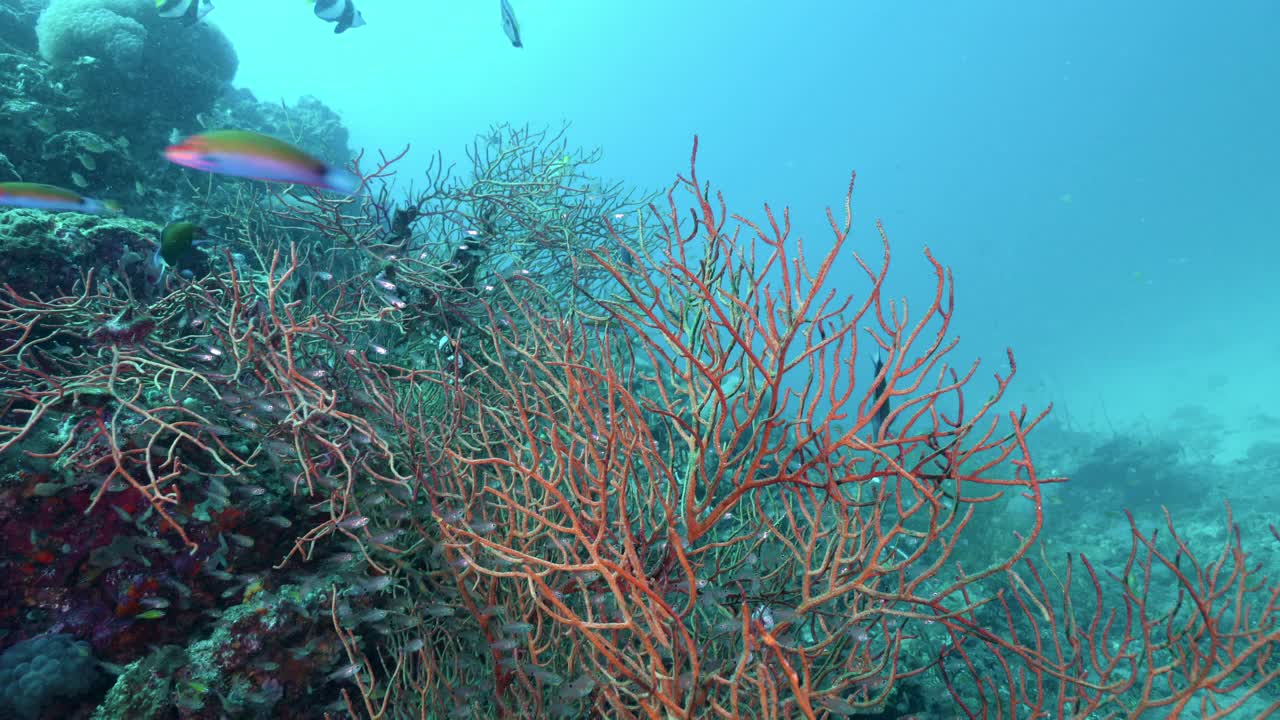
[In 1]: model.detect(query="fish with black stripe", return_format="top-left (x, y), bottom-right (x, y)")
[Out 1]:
top-left (155, 0), bottom-right (214, 25)
top-left (313, 0), bottom-right (366, 34)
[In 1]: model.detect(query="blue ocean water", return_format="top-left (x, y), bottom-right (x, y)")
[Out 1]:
top-left (0, 1), bottom-right (1276, 718)
top-left (225, 0), bottom-right (1280, 567)
top-left (224, 0), bottom-right (1280, 447)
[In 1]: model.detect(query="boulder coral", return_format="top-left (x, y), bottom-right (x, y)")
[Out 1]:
top-left (35, 0), bottom-right (238, 129)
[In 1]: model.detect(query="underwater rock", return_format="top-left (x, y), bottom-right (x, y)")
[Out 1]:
top-left (37, 128), bottom-right (131, 199)
top-left (89, 586), bottom-right (343, 720)
top-left (0, 208), bottom-right (157, 297)
top-left (0, 0), bottom-right (41, 55)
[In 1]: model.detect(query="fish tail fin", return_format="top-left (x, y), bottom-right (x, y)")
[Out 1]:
top-left (150, 248), bottom-right (168, 285)
top-left (325, 167), bottom-right (362, 195)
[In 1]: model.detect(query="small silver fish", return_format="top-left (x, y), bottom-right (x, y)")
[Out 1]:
top-left (327, 663), bottom-right (362, 681)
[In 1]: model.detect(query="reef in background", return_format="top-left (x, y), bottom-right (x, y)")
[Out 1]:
top-left (0, 0), bottom-right (349, 298)
top-left (0, 3), bottom-right (359, 718)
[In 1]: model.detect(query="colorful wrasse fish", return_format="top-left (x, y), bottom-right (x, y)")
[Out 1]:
top-left (164, 130), bottom-right (360, 194)
top-left (313, 0), bottom-right (366, 34)
top-left (500, 0), bottom-right (522, 48)
top-left (0, 182), bottom-right (120, 214)
top-left (156, 0), bottom-right (214, 25)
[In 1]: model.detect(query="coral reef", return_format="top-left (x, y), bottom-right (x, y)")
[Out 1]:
top-left (36, 0), bottom-right (237, 132)
top-left (0, 6), bottom-right (369, 717)
top-left (90, 585), bottom-right (344, 720)
top-left (0, 209), bottom-right (154, 298)
top-left (0, 3), bottom-right (351, 290)
top-left (0, 4), bottom-right (1275, 719)
top-left (0, 0), bottom-right (42, 55)
top-left (0, 633), bottom-right (103, 720)
top-left (210, 90), bottom-right (352, 171)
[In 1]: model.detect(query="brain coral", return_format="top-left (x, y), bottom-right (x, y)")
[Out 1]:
top-left (36, 0), bottom-right (149, 69)
top-left (0, 634), bottom-right (102, 720)
top-left (34, 0), bottom-right (238, 128)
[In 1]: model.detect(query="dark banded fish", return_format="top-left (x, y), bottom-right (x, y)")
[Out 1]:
top-left (870, 350), bottom-right (891, 439)
top-left (314, 0), bottom-right (366, 34)
top-left (155, 0), bottom-right (214, 25)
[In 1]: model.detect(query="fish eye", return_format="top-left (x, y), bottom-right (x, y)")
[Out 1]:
top-left (201, 154), bottom-right (219, 165)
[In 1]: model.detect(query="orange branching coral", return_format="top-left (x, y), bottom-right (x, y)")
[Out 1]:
top-left (381, 137), bottom-right (1059, 718)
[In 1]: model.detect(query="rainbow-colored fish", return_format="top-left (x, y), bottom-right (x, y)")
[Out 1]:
top-left (164, 130), bottom-right (360, 194)
top-left (0, 182), bottom-right (120, 214)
